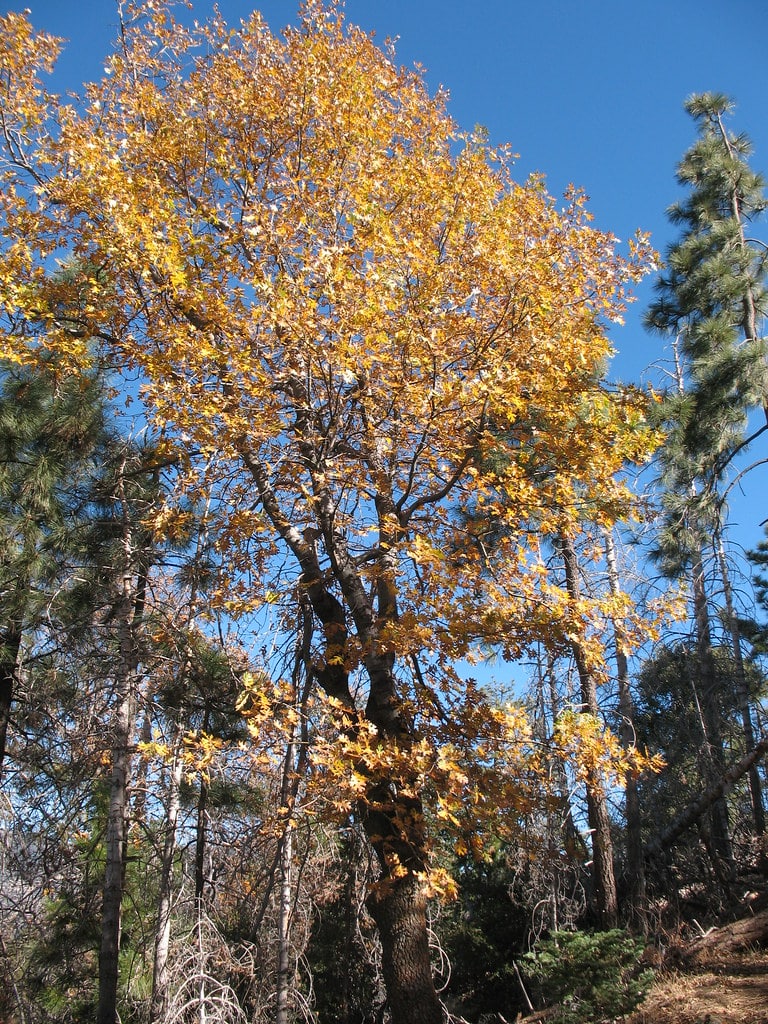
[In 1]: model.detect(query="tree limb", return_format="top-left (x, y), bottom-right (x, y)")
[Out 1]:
top-left (644, 736), bottom-right (768, 860)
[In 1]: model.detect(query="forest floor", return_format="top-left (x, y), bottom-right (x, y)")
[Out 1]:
top-left (623, 905), bottom-right (768, 1024)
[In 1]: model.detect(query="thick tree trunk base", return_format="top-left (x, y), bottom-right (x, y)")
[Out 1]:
top-left (367, 874), bottom-right (444, 1024)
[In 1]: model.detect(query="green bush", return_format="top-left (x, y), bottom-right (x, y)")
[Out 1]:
top-left (522, 929), bottom-right (653, 1024)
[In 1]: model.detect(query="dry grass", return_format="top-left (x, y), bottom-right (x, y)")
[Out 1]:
top-left (624, 954), bottom-right (768, 1024)
top-left (624, 928), bottom-right (768, 1024)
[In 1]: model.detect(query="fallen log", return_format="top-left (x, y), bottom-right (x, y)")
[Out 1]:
top-left (681, 907), bottom-right (768, 966)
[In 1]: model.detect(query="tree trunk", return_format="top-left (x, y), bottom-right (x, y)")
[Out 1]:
top-left (560, 534), bottom-right (618, 928)
top-left (358, 639), bottom-right (444, 1023)
top-left (644, 736), bottom-right (768, 860)
top-left (97, 641), bottom-right (138, 1024)
top-left (367, 873), bottom-right (443, 1024)
top-left (542, 656), bottom-right (590, 867)
top-left (97, 496), bottom-right (149, 1024)
top-left (716, 534), bottom-right (766, 855)
top-left (0, 624), bottom-right (22, 781)
top-left (585, 789), bottom-right (619, 929)
top-left (274, 815), bottom-right (294, 1024)
top-left (691, 548), bottom-right (733, 871)
top-left (246, 450), bottom-right (444, 1024)
top-left (150, 724), bottom-right (184, 1023)
top-left (275, 596), bottom-right (313, 1024)
top-left (604, 532), bottom-right (646, 924)
top-left (533, 652), bottom-right (589, 933)
top-left (195, 766), bottom-right (210, 912)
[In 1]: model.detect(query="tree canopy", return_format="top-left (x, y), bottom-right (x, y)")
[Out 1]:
top-left (0, 0), bottom-right (657, 813)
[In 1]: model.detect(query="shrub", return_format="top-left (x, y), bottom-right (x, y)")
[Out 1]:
top-left (522, 928), bottom-right (653, 1024)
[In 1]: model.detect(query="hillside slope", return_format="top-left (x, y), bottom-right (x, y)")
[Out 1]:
top-left (625, 908), bottom-right (768, 1024)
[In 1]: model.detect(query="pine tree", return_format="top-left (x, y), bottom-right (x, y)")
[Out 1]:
top-left (645, 93), bottom-right (768, 865)
top-left (646, 92), bottom-right (768, 484)
top-left (0, 356), bottom-right (113, 778)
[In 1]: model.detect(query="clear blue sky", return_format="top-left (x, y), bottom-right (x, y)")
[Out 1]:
top-left (12, 0), bottom-right (768, 545)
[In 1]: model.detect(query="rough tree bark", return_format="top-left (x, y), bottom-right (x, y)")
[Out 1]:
top-left (367, 873), bottom-right (441, 1024)
top-left (691, 547), bottom-right (733, 873)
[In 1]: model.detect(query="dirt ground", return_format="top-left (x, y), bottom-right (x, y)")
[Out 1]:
top-left (624, 909), bottom-right (768, 1024)
top-left (624, 954), bottom-right (768, 1024)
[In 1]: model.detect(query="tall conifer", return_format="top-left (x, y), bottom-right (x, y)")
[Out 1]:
top-left (645, 93), bottom-right (767, 864)
top-left (0, 358), bottom-right (112, 776)
top-left (646, 92), bottom-right (768, 484)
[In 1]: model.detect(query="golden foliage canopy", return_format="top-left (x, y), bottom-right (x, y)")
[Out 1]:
top-left (0, 0), bottom-right (660, 842)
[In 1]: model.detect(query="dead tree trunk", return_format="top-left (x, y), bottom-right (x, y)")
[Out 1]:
top-left (149, 724), bottom-right (184, 1023)
top-left (604, 532), bottom-right (646, 925)
top-left (644, 737), bottom-right (768, 861)
top-left (560, 533), bottom-right (618, 928)
top-left (97, 473), bottom-right (150, 1024)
